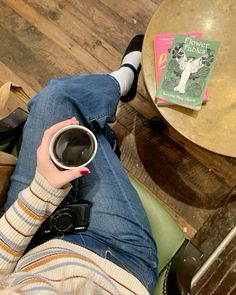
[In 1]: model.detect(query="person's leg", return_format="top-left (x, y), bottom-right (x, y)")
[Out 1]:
top-left (5, 73), bottom-right (120, 209)
top-left (61, 131), bottom-right (158, 292)
top-left (6, 35), bottom-right (158, 292)
top-left (5, 34), bottom-right (144, 208)
top-left (6, 73), bottom-right (158, 288)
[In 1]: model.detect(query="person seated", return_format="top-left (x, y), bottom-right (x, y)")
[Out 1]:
top-left (0, 35), bottom-right (158, 295)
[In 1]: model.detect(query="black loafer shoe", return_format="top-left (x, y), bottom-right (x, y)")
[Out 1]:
top-left (120, 34), bottom-right (144, 103)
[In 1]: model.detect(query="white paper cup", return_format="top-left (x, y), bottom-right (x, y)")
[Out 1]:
top-left (49, 125), bottom-right (97, 170)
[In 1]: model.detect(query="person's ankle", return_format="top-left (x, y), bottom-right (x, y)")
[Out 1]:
top-left (110, 35), bottom-right (144, 102)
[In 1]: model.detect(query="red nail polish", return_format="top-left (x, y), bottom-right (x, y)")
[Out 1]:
top-left (80, 170), bottom-right (90, 175)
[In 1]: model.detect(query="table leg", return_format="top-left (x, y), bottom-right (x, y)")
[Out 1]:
top-left (149, 115), bottom-right (166, 132)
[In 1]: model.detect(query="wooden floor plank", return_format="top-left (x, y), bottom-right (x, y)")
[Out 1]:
top-left (0, 25), bottom-right (44, 91)
top-left (111, 121), bottom-right (211, 235)
top-left (5, 0), bottom-right (108, 73)
top-left (23, 0), bottom-right (121, 71)
top-left (0, 2), bottom-right (89, 89)
top-left (67, 0), bottom-right (139, 51)
top-left (99, 0), bottom-right (157, 29)
top-left (115, 104), bottom-right (233, 210)
top-left (166, 126), bottom-right (236, 187)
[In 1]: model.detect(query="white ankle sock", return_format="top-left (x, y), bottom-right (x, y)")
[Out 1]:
top-left (110, 51), bottom-right (141, 96)
top-left (121, 51), bottom-right (141, 70)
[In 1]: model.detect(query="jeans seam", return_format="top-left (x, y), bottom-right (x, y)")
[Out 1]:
top-left (105, 248), bottom-right (131, 273)
top-left (107, 74), bottom-right (121, 98)
top-left (86, 74), bottom-right (120, 123)
top-left (99, 140), bottom-right (145, 234)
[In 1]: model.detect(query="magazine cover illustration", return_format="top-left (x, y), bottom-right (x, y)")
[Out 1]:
top-left (156, 34), bottom-right (219, 110)
top-left (153, 32), bottom-right (208, 105)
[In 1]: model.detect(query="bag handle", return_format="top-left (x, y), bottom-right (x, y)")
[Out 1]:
top-left (0, 82), bottom-right (29, 112)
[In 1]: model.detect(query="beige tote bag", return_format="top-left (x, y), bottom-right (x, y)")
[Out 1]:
top-left (0, 82), bottom-right (29, 211)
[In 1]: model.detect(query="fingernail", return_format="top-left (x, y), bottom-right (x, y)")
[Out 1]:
top-left (80, 170), bottom-right (90, 175)
top-left (69, 116), bottom-right (76, 120)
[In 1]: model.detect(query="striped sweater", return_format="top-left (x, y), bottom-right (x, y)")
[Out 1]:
top-left (0, 171), bottom-right (149, 294)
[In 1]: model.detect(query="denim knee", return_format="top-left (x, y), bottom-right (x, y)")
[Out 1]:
top-left (29, 83), bottom-right (64, 109)
top-left (28, 83), bottom-right (76, 124)
top-left (28, 74), bottom-right (121, 130)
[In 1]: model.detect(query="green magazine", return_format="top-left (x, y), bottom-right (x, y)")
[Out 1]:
top-left (156, 34), bottom-right (220, 110)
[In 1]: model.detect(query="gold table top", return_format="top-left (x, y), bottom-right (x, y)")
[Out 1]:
top-left (142, 0), bottom-right (236, 157)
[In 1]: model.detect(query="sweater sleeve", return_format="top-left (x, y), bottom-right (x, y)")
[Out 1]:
top-left (0, 170), bottom-right (72, 274)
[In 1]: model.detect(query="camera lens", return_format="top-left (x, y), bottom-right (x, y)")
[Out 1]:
top-left (51, 208), bottom-right (76, 233)
top-left (53, 128), bottom-right (94, 167)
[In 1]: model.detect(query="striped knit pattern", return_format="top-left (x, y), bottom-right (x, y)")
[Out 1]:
top-left (0, 170), bottom-right (149, 294)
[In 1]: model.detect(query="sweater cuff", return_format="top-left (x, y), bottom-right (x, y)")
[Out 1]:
top-left (30, 170), bottom-right (72, 203)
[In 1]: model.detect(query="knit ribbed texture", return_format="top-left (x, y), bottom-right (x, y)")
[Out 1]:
top-left (0, 170), bottom-right (149, 294)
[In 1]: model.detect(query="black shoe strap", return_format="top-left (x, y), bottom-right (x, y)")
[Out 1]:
top-left (120, 63), bottom-right (138, 75)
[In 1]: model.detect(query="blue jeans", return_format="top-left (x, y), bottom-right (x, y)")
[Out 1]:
top-left (5, 74), bottom-right (158, 293)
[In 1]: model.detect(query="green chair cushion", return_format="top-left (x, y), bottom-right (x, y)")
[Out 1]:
top-left (0, 142), bottom-right (11, 152)
top-left (129, 175), bottom-right (185, 273)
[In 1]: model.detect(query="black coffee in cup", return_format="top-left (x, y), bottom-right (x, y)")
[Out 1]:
top-left (50, 125), bottom-right (97, 169)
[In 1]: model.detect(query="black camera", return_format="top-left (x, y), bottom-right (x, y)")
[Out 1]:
top-left (39, 201), bottom-right (91, 237)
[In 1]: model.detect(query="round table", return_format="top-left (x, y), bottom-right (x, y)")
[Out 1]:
top-left (142, 0), bottom-right (236, 157)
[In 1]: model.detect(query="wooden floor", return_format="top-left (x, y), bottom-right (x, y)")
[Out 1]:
top-left (1, 0), bottom-right (236, 239)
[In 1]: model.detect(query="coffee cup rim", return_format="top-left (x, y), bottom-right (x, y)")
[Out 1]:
top-left (49, 124), bottom-right (97, 170)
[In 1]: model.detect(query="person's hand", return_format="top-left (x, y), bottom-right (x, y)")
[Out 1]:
top-left (36, 117), bottom-right (90, 189)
